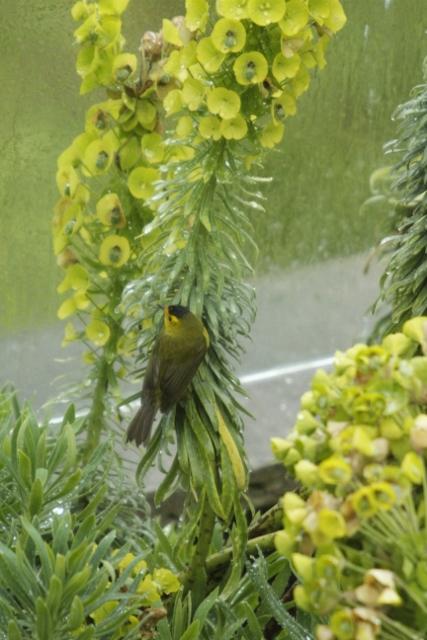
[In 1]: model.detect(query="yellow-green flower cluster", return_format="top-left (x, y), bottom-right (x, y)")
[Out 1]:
top-left (73, 552), bottom-right (180, 639)
top-left (156, 0), bottom-right (346, 152)
top-left (273, 317), bottom-right (427, 640)
top-left (54, 1), bottom-right (175, 363)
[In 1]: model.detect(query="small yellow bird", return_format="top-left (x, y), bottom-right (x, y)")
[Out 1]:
top-left (126, 304), bottom-right (209, 446)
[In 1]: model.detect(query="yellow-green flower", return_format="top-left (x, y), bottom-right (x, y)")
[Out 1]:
top-left (370, 481), bottom-right (396, 510)
top-left (164, 43), bottom-right (198, 82)
top-left (137, 575), bottom-right (161, 603)
top-left (128, 166), bottom-right (160, 199)
top-left (318, 455), bottom-right (352, 485)
top-left (274, 530), bottom-right (294, 557)
top-left (272, 52), bottom-right (301, 82)
top-left (153, 568), bottom-right (180, 594)
top-left (90, 600), bottom-right (118, 624)
top-left (220, 114), bottom-right (248, 140)
top-left (176, 115), bottom-right (194, 138)
top-left (57, 292), bottom-right (90, 319)
top-left (259, 121), bottom-right (284, 148)
top-left (211, 18), bottom-right (246, 53)
top-left (308, 0), bottom-right (330, 25)
top-left (112, 52), bottom-right (137, 82)
top-left (330, 609), bottom-right (355, 640)
top-left (117, 552), bottom-right (147, 574)
top-left (199, 115), bottom-right (222, 140)
top-left (247, 0), bottom-right (286, 26)
top-left (168, 145), bottom-right (195, 163)
top-left (196, 37), bottom-right (226, 73)
top-left (294, 459), bottom-right (318, 486)
top-left (185, 0), bottom-right (209, 31)
top-left (61, 322), bottom-right (79, 347)
top-left (136, 99), bottom-right (157, 127)
top-left (99, 0), bottom-right (130, 16)
top-left (233, 51), bottom-right (268, 85)
top-left (86, 319), bottom-right (111, 347)
top-left (181, 78), bottom-right (206, 111)
top-left (217, 0), bottom-right (248, 20)
top-left (401, 451), bottom-right (425, 484)
top-left (317, 508), bottom-right (347, 539)
top-left (56, 165), bottom-right (80, 198)
top-left (324, 0), bottom-right (346, 32)
top-left (292, 553), bottom-right (314, 582)
top-left (272, 92), bottom-right (297, 121)
top-left (207, 87), bottom-right (241, 119)
top-left (292, 65), bottom-right (311, 96)
top-left (279, 0), bottom-right (309, 36)
top-left (99, 235), bottom-right (131, 267)
top-left (163, 89), bottom-right (184, 115)
top-left (162, 18), bottom-right (183, 46)
top-left (118, 136), bottom-right (141, 171)
top-left (117, 333), bottom-right (137, 356)
top-left (96, 193), bottom-right (126, 227)
top-left (350, 487), bottom-right (377, 519)
top-left (57, 264), bottom-right (89, 293)
top-left (83, 134), bottom-right (117, 176)
top-left (141, 133), bottom-right (165, 164)
top-left (282, 492), bottom-right (307, 524)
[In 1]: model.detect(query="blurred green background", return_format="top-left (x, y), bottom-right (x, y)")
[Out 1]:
top-left (0, 0), bottom-right (426, 335)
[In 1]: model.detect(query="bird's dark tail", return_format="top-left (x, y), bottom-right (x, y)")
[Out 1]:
top-left (126, 398), bottom-right (157, 446)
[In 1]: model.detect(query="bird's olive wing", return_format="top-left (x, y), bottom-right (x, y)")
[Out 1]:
top-left (158, 339), bottom-right (207, 412)
top-left (141, 338), bottom-right (161, 400)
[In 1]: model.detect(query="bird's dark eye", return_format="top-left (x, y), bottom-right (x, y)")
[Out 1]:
top-left (168, 315), bottom-right (172, 322)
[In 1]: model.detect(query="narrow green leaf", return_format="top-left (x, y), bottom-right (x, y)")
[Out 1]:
top-left (180, 620), bottom-right (201, 640)
top-left (46, 574), bottom-right (63, 619)
top-left (193, 587), bottom-right (219, 626)
top-left (28, 477), bottom-right (44, 517)
top-left (36, 597), bottom-right (53, 640)
top-left (17, 449), bottom-right (33, 488)
top-left (7, 620), bottom-right (22, 640)
top-left (155, 455), bottom-right (180, 506)
top-left (68, 595), bottom-right (85, 630)
top-left (20, 519), bottom-right (54, 586)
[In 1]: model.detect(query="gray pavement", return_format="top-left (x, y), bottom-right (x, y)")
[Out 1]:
top-left (1, 252), bottom-right (383, 485)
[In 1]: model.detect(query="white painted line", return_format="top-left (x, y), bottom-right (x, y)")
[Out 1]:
top-left (240, 355), bottom-right (334, 385)
top-left (48, 355), bottom-right (334, 424)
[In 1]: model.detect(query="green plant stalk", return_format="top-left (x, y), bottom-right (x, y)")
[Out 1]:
top-left (206, 532), bottom-right (276, 575)
top-left (84, 356), bottom-right (110, 460)
top-left (186, 493), bottom-right (216, 603)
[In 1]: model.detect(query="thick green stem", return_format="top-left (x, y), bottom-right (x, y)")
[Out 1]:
top-left (186, 493), bottom-right (215, 603)
top-left (206, 532), bottom-right (276, 575)
top-left (83, 357), bottom-right (109, 460)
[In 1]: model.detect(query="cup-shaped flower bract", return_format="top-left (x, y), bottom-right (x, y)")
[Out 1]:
top-left (141, 132), bottom-right (165, 164)
top-left (220, 114), bottom-right (248, 140)
top-left (96, 193), bottom-right (126, 227)
top-left (99, 234), bottom-right (131, 268)
top-left (279, 0), bottom-right (309, 36)
top-left (272, 52), bottom-right (301, 82)
top-left (112, 52), bottom-right (137, 82)
top-left (197, 37), bottom-right (226, 73)
top-left (233, 51), bottom-right (268, 85)
top-left (211, 18), bottom-right (246, 53)
top-left (247, 0), bottom-right (286, 26)
top-left (199, 115), bottom-right (222, 140)
top-left (86, 318), bottom-right (111, 346)
top-left (128, 166), bottom-right (160, 199)
top-left (259, 120), bottom-right (284, 148)
top-left (207, 87), bottom-right (241, 119)
top-left (217, 0), bottom-right (249, 20)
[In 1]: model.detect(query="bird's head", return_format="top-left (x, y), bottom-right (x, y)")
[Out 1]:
top-left (163, 304), bottom-right (190, 331)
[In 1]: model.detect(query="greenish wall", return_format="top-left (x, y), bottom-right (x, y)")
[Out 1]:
top-left (0, 0), bottom-right (425, 335)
